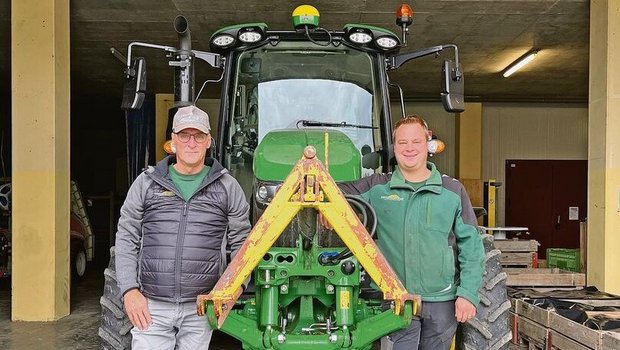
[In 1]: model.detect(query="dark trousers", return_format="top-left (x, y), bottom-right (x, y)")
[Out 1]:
top-left (386, 300), bottom-right (457, 350)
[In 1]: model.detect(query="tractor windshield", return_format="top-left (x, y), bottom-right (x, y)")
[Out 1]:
top-left (257, 79), bottom-right (373, 150)
top-left (226, 43), bottom-right (383, 196)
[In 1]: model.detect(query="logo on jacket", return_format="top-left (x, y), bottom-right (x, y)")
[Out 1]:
top-left (380, 194), bottom-right (404, 201)
top-left (156, 191), bottom-right (176, 197)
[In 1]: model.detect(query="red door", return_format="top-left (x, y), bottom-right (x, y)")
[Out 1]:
top-left (505, 160), bottom-right (587, 259)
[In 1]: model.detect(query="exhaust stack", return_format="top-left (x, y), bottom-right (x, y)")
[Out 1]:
top-left (173, 15), bottom-right (195, 106)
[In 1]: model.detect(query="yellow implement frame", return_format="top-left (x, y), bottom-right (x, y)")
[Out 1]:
top-left (198, 146), bottom-right (419, 328)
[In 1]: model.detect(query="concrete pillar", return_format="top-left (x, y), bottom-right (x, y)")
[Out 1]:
top-left (587, 0), bottom-right (620, 293)
top-left (11, 0), bottom-right (70, 320)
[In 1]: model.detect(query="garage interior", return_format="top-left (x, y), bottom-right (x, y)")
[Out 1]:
top-left (1, 0), bottom-right (619, 349)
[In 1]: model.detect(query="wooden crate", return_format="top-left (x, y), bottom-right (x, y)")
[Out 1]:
top-left (495, 239), bottom-right (540, 268)
top-left (602, 331), bottom-right (620, 350)
top-left (513, 298), bottom-right (620, 350)
top-left (515, 299), bottom-right (553, 327)
top-left (548, 311), bottom-right (602, 349)
top-left (550, 330), bottom-right (594, 349)
top-left (501, 252), bottom-right (538, 268)
top-left (505, 268), bottom-right (585, 287)
top-left (517, 315), bottom-right (548, 349)
top-left (495, 239), bottom-right (540, 252)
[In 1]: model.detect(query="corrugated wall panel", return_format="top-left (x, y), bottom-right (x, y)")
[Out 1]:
top-left (482, 103), bottom-right (588, 225)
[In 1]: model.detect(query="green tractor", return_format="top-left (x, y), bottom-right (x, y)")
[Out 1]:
top-left (99, 4), bottom-right (511, 350)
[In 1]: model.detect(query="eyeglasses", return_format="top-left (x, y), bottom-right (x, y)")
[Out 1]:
top-left (174, 132), bottom-right (209, 143)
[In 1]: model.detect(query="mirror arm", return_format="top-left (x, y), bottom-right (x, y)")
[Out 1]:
top-left (388, 44), bottom-right (461, 76)
top-left (193, 50), bottom-right (224, 69)
top-left (125, 42), bottom-right (177, 77)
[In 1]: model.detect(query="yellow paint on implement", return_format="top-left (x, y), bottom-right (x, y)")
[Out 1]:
top-left (197, 145), bottom-right (419, 328)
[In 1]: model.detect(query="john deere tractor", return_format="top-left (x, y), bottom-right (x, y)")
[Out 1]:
top-left (99, 4), bottom-right (511, 350)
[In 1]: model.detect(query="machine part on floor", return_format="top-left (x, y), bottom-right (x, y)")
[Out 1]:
top-left (198, 146), bottom-right (418, 349)
top-left (457, 234), bottom-right (512, 350)
top-left (99, 246), bottom-right (133, 350)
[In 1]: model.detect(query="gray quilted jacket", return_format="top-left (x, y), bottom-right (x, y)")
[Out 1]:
top-left (115, 156), bottom-right (250, 302)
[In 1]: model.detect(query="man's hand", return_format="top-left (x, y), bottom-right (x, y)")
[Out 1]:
top-left (455, 297), bottom-right (476, 323)
top-left (123, 289), bottom-right (152, 330)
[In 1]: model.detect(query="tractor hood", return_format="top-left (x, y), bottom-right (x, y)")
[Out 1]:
top-left (254, 129), bottom-right (361, 182)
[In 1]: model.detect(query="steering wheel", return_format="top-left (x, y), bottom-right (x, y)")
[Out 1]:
top-left (0, 183), bottom-right (11, 211)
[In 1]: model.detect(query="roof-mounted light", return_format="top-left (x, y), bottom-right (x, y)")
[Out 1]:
top-left (376, 36), bottom-right (398, 49)
top-left (344, 24), bottom-right (401, 51)
top-left (349, 31), bottom-right (372, 44)
top-left (396, 4), bottom-right (414, 26)
top-left (210, 23), bottom-right (268, 51)
top-left (212, 34), bottom-right (235, 47)
top-left (239, 30), bottom-right (262, 43)
top-left (396, 4), bottom-right (414, 46)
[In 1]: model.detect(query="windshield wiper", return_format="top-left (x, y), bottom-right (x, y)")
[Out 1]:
top-left (297, 119), bottom-right (377, 129)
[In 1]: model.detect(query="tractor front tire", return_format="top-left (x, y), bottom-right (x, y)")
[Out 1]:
top-left (457, 233), bottom-right (512, 350)
top-left (99, 246), bottom-right (133, 350)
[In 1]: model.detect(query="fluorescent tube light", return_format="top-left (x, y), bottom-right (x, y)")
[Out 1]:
top-left (503, 50), bottom-right (539, 77)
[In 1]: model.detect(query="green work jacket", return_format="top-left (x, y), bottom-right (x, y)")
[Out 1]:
top-left (340, 162), bottom-right (484, 305)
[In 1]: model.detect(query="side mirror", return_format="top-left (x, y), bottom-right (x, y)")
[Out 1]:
top-left (441, 60), bottom-right (464, 113)
top-left (361, 145), bottom-right (381, 170)
top-left (121, 57), bottom-right (147, 110)
top-left (240, 57), bottom-right (261, 74)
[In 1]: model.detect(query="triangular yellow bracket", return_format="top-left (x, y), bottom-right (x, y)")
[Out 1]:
top-left (198, 146), bottom-right (419, 328)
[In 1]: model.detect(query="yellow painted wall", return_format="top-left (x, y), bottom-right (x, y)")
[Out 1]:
top-left (11, 0), bottom-right (70, 320)
top-left (456, 103), bottom-right (482, 179)
top-left (587, 0), bottom-right (620, 294)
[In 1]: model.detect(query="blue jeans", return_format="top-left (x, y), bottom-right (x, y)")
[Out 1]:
top-left (131, 298), bottom-right (213, 350)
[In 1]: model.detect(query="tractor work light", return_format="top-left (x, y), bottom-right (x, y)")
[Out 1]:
top-left (212, 34), bottom-right (235, 47)
top-left (239, 30), bottom-right (262, 43)
top-left (349, 31), bottom-right (372, 44)
top-left (344, 24), bottom-right (401, 51)
top-left (210, 23), bottom-right (268, 51)
top-left (257, 186), bottom-right (268, 201)
top-left (292, 5), bottom-right (320, 29)
top-left (376, 36), bottom-right (398, 49)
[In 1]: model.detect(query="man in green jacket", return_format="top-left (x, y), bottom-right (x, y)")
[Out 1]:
top-left (339, 115), bottom-right (484, 350)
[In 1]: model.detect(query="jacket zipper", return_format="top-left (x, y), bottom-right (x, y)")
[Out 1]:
top-left (146, 166), bottom-right (223, 302)
top-left (403, 191), bottom-right (414, 287)
top-left (174, 201), bottom-right (189, 302)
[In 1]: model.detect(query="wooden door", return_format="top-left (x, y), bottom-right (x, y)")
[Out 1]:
top-left (505, 160), bottom-right (587, 259)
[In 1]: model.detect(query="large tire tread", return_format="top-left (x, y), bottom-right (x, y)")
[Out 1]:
top-left (99, 246), bottom-right (132, 350)
top-left (457, 234), bottom-right (511, 350)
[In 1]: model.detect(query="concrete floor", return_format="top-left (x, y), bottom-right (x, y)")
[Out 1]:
top-left (0, 259), bottom-right (242, 349)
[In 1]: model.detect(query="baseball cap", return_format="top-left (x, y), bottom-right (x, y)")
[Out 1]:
top-left (172, 105), bottom-right (210, 134)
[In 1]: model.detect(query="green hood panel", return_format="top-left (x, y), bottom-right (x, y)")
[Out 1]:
top-left (254, 129), bottom-right (361, 182)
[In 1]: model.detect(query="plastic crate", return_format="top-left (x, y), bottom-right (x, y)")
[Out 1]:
top-left (546, 248), bottom-right (581, 272)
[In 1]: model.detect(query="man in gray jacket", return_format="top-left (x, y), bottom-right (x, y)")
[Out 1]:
top-left (115, 105), bottom-right (251, 349)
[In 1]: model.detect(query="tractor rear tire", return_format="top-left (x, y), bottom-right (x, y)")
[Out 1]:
top-left (457, 233), bottom-right (512, 350)
top-left (99, 246), bottom-right (133, 350)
